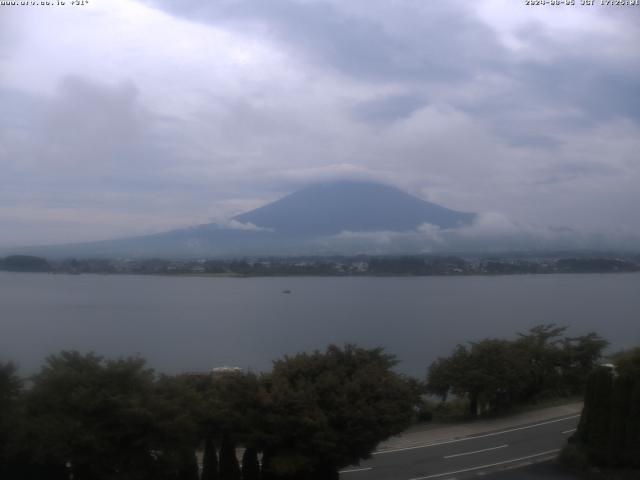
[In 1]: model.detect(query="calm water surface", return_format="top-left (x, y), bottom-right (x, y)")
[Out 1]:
top-left (1, 272), bottom-right (639, 377)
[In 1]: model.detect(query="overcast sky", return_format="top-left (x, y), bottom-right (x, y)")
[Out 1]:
top-left (1, 0), bottom-right (639, 247)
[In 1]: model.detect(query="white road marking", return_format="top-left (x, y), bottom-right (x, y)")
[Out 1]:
top-left (339, 467), bottom-right (373, 474)
top-left (443, 444), bottom-right (508, 459)
top-left (408, 449), bottom-right (560, 480)
top-left (562, 428), bottom-right (577, 434)
top-left (373, 415), bottom-right (579, 455)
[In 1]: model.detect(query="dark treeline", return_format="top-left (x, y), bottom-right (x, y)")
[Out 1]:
top-left (426, 325), bottom-right (609, 416)
top-left (0, 345), bottom-right (418, 480)
top-left (2, 254), bottom-right (640, 276)
top-left (566, 348), bottom-right (640, 470)
top-left (0, 328), bottom-right (616, 479)
top-left (0, 255), bottom-right (51, 272)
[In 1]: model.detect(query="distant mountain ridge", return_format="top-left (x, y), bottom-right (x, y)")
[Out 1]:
top-left (5, 181), bottom-right (477, 257)
top-left (234, 181), bottom-right (476, 235)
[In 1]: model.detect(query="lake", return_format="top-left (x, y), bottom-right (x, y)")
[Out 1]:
top-left (1, 272), bottom-right (639, 378)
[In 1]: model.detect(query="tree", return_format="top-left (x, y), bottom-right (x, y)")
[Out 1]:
top-left (614, 347), bottom-right (640, 467)
top-left (428, 325), bottom-right (609, 417)
top-left (259, 344), bottom-right (418, 478)
top-left (0, 362), bottom-right (21, 406)
top-left (241, 447), bottom-right (260, 480)
top-left (0, 255), bottom-right (50, 272)
top-left (25, 351), bottom-right (161, 480)
top-left (571, 349), bottom-right (640, 469)
top-left (426, 345), bottom-right (468, 401)
top-left (0, 362), bottom-right (24, 479)
top-left (427, 340), bottom-right (529, 416)
top-left (201, 436), bottom-right (219, 480)
top-left (607, 374), bottom-right (633, 466)
top-left (177, 450), bottom-right (199, 480)
top-left (150, 374), bottom-right (203, 479)
top-left (188, 370), bottom-right (262, 479)
top-left (470, 339), bottom-right (530, 412)
top-left (560, 333), bottom-right (609, 395)
top-left (219, 433), bottom-right (241, 480)
top-left (626, 378), bottom-right (640, 468)
top-left (612, 347), bottom-right (640, 378)
top-left (515, 324), bottom-right (568, 398)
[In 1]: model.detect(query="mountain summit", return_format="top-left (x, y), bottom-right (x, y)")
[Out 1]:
top-left (234, 181), bottom-right (475, 235)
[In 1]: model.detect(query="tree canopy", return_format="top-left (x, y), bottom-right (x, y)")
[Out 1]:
top-left (427, 324), bottom-right (608, 416)
top-left (0, 345), bottom-right (418, 479)
top-left (24, 352), bottom-right (162, 479)
top-left (571, 347), bottom-right (640, 469)
top-left (259, 344), bottom-right (418, 478)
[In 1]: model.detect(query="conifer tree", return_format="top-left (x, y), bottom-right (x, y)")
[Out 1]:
top-left (258, 449), bottom-right (271, 480)
top-left (219, 433), bottom-right (241, 480)
top-left (624, 377), bottom-right (640, 467)
top-left (202, 436), bottom-right (219, 480)
top-left (607, 375), bottom-right (633, 466)
top-left (178, 450), bottom-right (199, 480)
top-left (241, 447), bottom-right (260, 480)
top-left (583, 368), bottom-right (613, 464)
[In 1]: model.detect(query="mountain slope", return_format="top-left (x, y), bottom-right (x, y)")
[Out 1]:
top-left (234, 181), bottom-right (475, 235)
top-left (7, 181), bottom-right (477, 257)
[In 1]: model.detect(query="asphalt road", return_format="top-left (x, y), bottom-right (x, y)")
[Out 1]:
top-left (481, 460), bottom-right (584, 480)
top-left (340, 415), bottom-right (580, 480)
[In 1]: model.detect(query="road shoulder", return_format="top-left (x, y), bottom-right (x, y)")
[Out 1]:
top-left (376, 402), bottom-right (583, 454)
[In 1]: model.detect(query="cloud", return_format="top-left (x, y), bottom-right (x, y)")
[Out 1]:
top-left (218, 219), bottom-right (274, 232)
top-left (1, 0), bottom-right (640, 248)
top-left (141, 0), bottom-right (506, 83)
top-left (417, 223), bottom-right (446, 245)
top-left (0, 76), bottom-right (222, 245)
top-left (335, 230), bottom-right (397, 244)
top-left (351, 93), bottom-right (427, 125)
top-left (316, 212), bottom-right (640, 254)
top-left (456, 212), bottom-right (533, 238)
